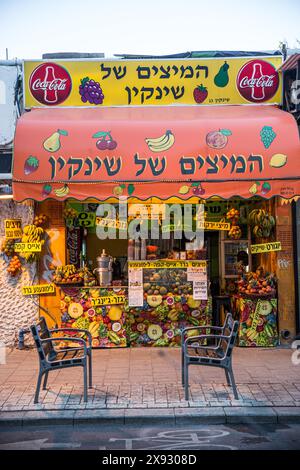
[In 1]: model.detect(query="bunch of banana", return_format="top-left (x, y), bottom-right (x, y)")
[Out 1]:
top-left (145, 130), bottom-right (175, 153)
top-left (248, 209), bottom-right (275, 239)
top-left (22, 252), bottom-right (39, 262)
top-left (22, 225), bottom-right (44, 243)
top-left (54, 184), bottom-right (70, 198)
top-left (168, 309), bottom-right (179, 321)
top-left (246, 329), bottom-right (259, 342)
top-left (62, 264), bottom-right (77, 276)
top-left (89, 321), bottom-right (100, 338)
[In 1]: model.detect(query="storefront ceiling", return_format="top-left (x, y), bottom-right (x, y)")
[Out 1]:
top-left (13, 105), bottom-right (300, 202)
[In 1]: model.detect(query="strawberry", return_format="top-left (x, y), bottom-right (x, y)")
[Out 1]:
top-left (193, 84), bottom-right (208, 104)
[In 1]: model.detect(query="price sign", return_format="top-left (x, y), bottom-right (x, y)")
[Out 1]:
top-left (22, 284), bottom-right (55, 295)
top-left (91, 295), bottom-right (126, 307)
top-left (4, 219), bottom-right (22, 239)
top-left (128, 267), bottom-right (144, 307)
top-left (250, 242), bottom-right (281, 254)
top-left (15, 242), bottom-right (42, 252)
top-left (128, 260), bottom-right (207, 269)
top-left (193, 280), bottom-right (208, 300)
top-left (187, 266), bottom-right (207, 281)
top-left (197, 220), bottom-right (230, 231)
top-left (77, 212), bottom-right (96, 227)
top-left (96, 217), bottom-right (127, 230)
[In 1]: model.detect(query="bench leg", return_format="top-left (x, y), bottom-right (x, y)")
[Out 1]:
top-left (34, 371), bottom-right (43, 404)
top-left (184, 363), bottom-right (189, 400)
top-left (181, 349), bottom-right (184, 386)
top-left (228, 366), bottom-right (238, 400)
top-left (225, 369), bottom-right (231, 386)
top-left (83, 364), bottom-right (88, 402)
top-left (88, 352), bottom-right (92, 388)
top-left (43, 371), bottom-right (49, 390)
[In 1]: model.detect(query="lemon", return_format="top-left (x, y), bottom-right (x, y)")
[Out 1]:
top-left (269, 154), bottom-right (287, 168)
top-left (179, 185), bottom-right (190, 195)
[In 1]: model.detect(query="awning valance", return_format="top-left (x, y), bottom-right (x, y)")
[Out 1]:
top-left (13, 105), bottom-right (300, 201)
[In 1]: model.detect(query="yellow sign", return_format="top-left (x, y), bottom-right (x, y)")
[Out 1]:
top-left (15, 242), bottom-right (42, 252)
top-left (250, 241), bottom-right (282, 254)
top-left (96, 217), bottom-right (128, 230)
top-left (91, 295), bottom-right (126, 307)
top-left (128, 204), bottom-right (166, 220)
top-left (78, 212), bottom-right (96, 227)
top-left (128, 260), bottom-right (207, 269)
top-left (4, 219), bottom-right (22, 239)
top-left (24, 57), bottom-right (282, 108)
top-left (22, 284), bottom-right (55, 295)
top-left (197, 220), bottom-right (230, 231)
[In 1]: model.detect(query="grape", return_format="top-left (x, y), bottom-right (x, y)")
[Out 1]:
top-left (79, 77), bottom-right (104, 105)
top-left (260, 126), bottom-right (276, 149)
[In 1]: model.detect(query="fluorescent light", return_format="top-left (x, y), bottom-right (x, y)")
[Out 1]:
top-left (0, 194), bottom-right (13, 199)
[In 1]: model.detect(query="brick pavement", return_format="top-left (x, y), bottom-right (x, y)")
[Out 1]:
top-left (0, 347), bottom-right (300, 411)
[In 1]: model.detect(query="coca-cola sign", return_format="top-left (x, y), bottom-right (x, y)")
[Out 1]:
top-left (29, 62), bottom-right (72, 105)
top-left (236, 59), bottom-right (279, 103)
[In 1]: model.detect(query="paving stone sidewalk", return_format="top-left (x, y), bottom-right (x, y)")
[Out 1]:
top-left (0, 347), bottom-right (300, 412)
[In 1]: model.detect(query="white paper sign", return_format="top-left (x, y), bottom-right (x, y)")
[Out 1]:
top-left (128, 267), bottom-right (144, 307)
top-left (187, 266), bottom-right (207, 282)
top-left (193, 280), bottom-right (208, 300)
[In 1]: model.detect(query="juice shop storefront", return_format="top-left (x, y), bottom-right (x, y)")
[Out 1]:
top-left (10, 55), bottom-right (300, 350)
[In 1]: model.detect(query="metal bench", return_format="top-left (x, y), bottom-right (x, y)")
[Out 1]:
top-left (181, 313), bottom-right (239, 400)
top-left (30, 317), bottom-right (92, 403)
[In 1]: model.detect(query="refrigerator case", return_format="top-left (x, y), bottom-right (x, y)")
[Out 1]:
top-left (60, 286), bottom-right (127, 348)
top-left (125, 265), bottom-right (212, 347)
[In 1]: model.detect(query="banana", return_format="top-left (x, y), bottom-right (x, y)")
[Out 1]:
top-left (54, 184), bottom-right (70, 197)
top-left (145, 130), bottom-right (175, 152)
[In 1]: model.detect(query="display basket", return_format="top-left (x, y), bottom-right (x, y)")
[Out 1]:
top-left (55, 281), bottom-right (83, 287)
top-left (238, 290), bottom-right (276, 300)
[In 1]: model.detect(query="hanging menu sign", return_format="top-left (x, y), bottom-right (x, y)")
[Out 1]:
top-left (4, 219), bottom-right (22, 239)
top-left (128, 267), bottom-right (144, 307)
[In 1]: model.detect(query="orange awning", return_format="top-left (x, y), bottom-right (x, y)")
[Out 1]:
top-left (13, 105), bottom-right (300, 201)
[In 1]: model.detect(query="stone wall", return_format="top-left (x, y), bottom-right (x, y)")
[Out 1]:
top-left (0, 200), bottom-right (39, 346)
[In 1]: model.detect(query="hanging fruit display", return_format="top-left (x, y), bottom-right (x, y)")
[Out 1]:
top-left (7, 255), bottom-right (22, 276)
top-left (248, 209), bottom-right (275, 239)
top-left (228, 225), bottom-right (242, 240)
top-left (63, 206), bottom-right (78, 220)
top-left (33, 214), bottom-right (48, 227)
top-left (226, 207), bottom-right (242, 239)
top-left (226, 208), bottom-right (239, 224)
top-left (21, 224), bottom-right (45, 262)
top-left (1, 239), bottom-right (15, 257)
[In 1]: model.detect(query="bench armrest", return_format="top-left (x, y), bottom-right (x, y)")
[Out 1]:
top-left (50, 328), bottom-right (92, 347)
top-left (41, 336), bottom-right (87, 354)
top-left (184, 334), bottom-right (229, 347)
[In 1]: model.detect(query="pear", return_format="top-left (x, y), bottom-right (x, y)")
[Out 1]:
top-left (43, 129), bottom-right (68, 152)
top-left (214, 61), bottom-right (229, 88)
top-left (249, 182), bottom-right (260, 194)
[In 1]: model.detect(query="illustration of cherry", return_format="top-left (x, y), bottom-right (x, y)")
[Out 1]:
top-left (93, 131), bottom-right (118, 151)
top-left (192, 184), bottom-right (205, 195)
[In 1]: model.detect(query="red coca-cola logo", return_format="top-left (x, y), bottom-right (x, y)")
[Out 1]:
top-left (236, 59), bottom-right (279, 103)
top-left (29, 62), bottom-right (72, 105)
